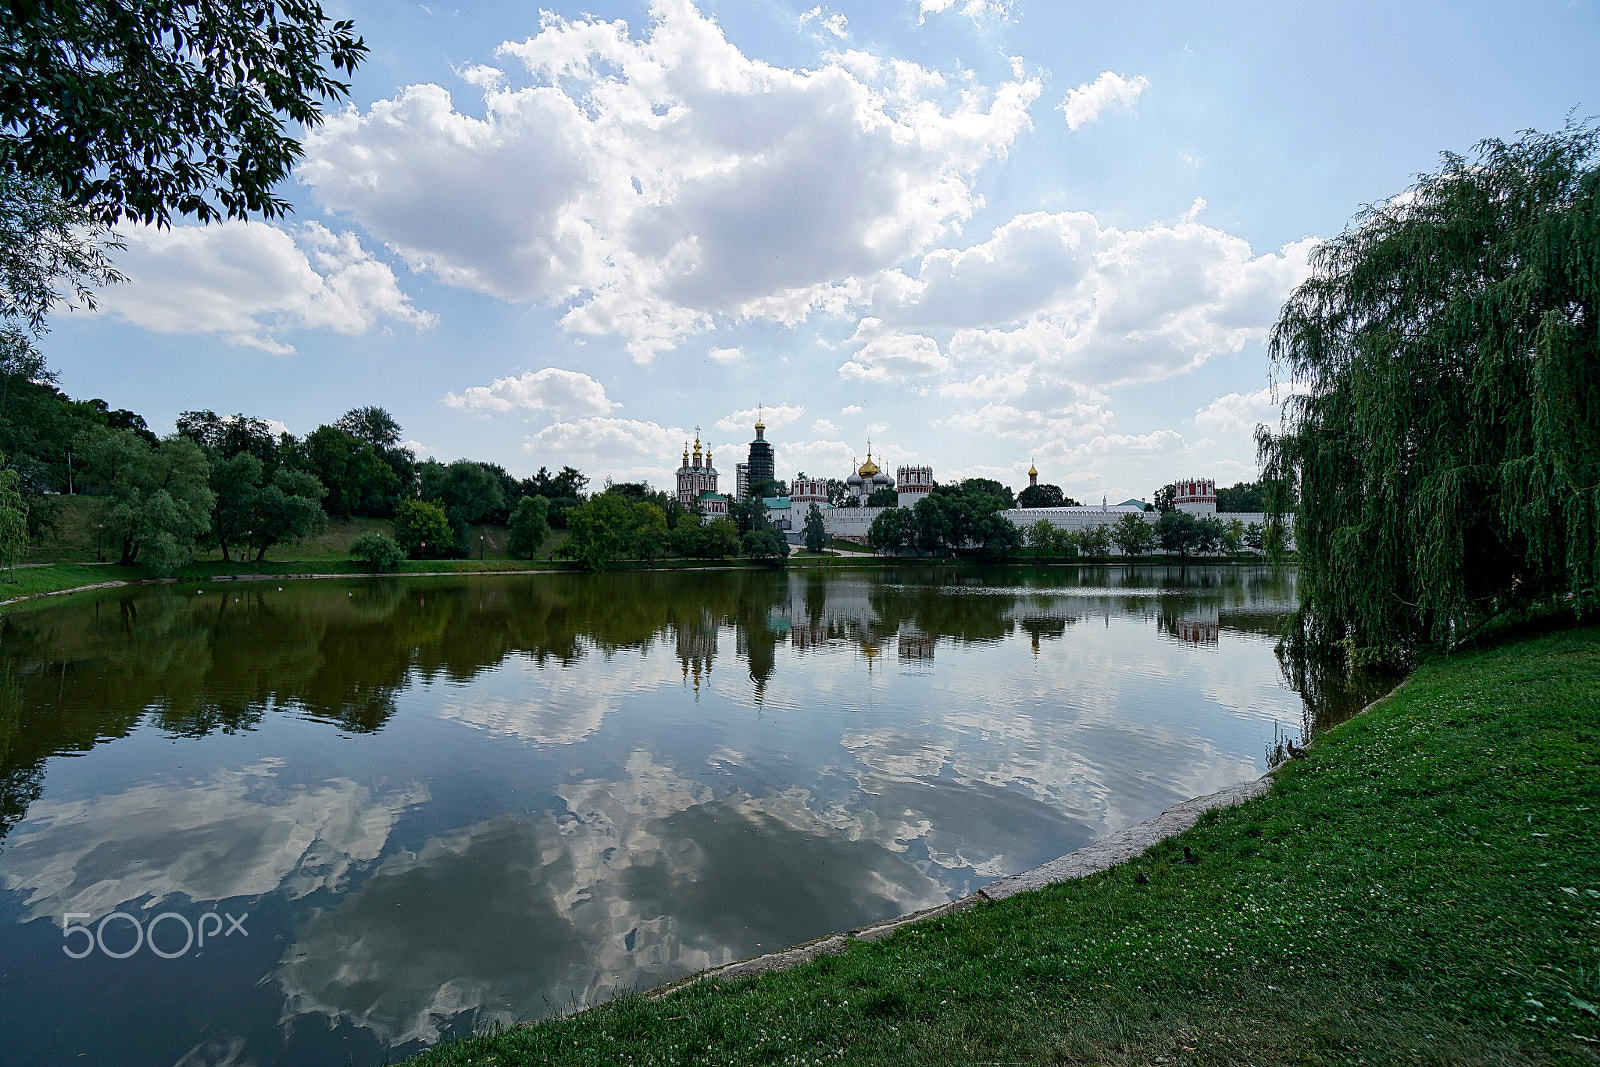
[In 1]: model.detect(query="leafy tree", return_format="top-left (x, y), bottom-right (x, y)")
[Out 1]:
top-left (77, 427), bottom-right (214, 572)
top-left (1017, 483), bottom-right (1080, 508)
top-left (301, 425), bottom-right (400, 518)
top-left (1259, 124), bottom-right (1600, 652)
top-left (867, 507), bottom-right (914, 555)
top-left (563, 493), bottom-right (644, 569)
top-left (1, 0), bottom-right (366, 225)
top-left (0, 454), bottom-right (26, 576)
top-left (1076, 524), bottom-right (1111, 558)
top-left (957, 477), bottom-right (1015, 509)
top-left (507, 496), bottom-right (551, 559)
top-left (865, 485), bottom-right (898, 508)
top-left (1195, 515), bottom-right (1226, 555)
top-left (349, 531), bottom-right (404, 572)
top-left (522, 465), bottom-right (588, 527)
top-left (742, 527), bottom-right (789, 562)
top-left (748, 477), bottom-right (786, 500)
top-left (826, 478), bottom-right (852, 507)
top-left (1153, 484), bottom-right (1176, 513)
top-left (701, 518), bottom-right (741, 560)
top-left (802, 503), bottom-right (828, 553)
top-left (1215, 481), bottom-right (1265, 513)
top-left (1156, 509), bottom-right (1199, 557)
top-left (1223, 518), bottom-right (1246, 554)
top-left (0, 174), bottom-right (121, 392)
top-left (1244, 522), bottom-right (1265, 551)
top-left (420, 459), bottom-right (508, 550)
top-left (336, 406), bottom-right (402, 451)
top-left (1112, 512), bottom-right (1154, 556)
top-left (176, 410), bottom-right (283, 473)
top-left (244, 467), bottom-right (328, 560)
top-left (393, 498), bottom-right (450, 559)
top-left (1025, 519), bottom-right (1059, 559)
top-left (632, 502), bottom-right (670, 562)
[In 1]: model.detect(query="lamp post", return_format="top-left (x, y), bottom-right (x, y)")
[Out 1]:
top-left (479, 534), bottom-right (485, 560)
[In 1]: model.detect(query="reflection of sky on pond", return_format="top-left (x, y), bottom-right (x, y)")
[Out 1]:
top-left (0, 565), bottom-right (1359, 1066)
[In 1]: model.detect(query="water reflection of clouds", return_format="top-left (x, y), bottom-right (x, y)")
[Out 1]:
top-left (435, 648), bottom-right (678, 745)
top-left (276, 749), bottom-right (946, 1047)
top-left (0, 760), bottom-right (426, 920)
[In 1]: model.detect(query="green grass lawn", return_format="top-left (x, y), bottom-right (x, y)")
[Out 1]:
top-left (406, 625), bottom-right (1600, 1066)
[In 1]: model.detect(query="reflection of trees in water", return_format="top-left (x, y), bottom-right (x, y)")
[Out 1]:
top-left (1268, 644), bottom-right (1401, 766)
top-left (0, 565), bottom-right (1316, 847)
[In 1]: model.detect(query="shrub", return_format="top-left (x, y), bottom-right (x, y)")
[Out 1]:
top-left (350, 531), bottom-right (405, 572)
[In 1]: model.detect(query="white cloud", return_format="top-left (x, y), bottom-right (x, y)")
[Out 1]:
top-left (1059, 71), bottom-right (1148, 131)
top-left (799, 6), bottom-right (848, 38)
top-left (867, 212), bottom-right (1317, 388)
top-left (918, 0), bottom-right (1014, 23)
top-left (1193, 385), bottom-right (1293, 439)
top-left (812, 418), bottom-right (840, 433)
top-left (716, 403), bottom-right (804, 432)
top-left (940, 400), bottom-right (1113, 443)
top-left (299, 0), bottom-right (1039, 361)
top-left (706, 346), bottom-right (745, 363)
top-left (839, 333), bottom-right (949, 381)
top-left (94, 222), bottom-right (435, 354)
top-left (444, 367), bottom-right (618, 416)
top-left (841, 404), bottom-right (865, 415)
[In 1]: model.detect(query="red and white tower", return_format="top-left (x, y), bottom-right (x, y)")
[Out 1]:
top-left (1174, 477), bottom-right (1216, 516)
top-left (897, 465), bottom-right (933, 508)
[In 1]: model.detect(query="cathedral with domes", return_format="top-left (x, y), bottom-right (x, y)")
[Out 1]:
top-left (674, 430), bottom-right (728, 518)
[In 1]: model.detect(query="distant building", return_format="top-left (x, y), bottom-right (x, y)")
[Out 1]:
top-left (897, 465), bottom-right (933, 508)
top-left (1174, 478), bottom-right (1217, 517)
top-left (746, 412), bottom-right (775, 492)
top-left (845, 447), bottom-right (894, 504)
top-left (792, 476), bottom-right (828, 507)
top-left (735, 462), bottom-right (750, 500)
top-left (674, 431), bottom-right (728, 520)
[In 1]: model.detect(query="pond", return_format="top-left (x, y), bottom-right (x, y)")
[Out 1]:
top-left (0, 564), bottom-right (1386, 1066)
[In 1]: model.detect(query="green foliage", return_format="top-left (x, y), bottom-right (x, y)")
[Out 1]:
top-left (301, 425), bottom-right (401, 518)
top-left (175, 409), bottom-right (284, 473)
top-left (1153, 484), bottom-right (1176, 513)
top-left (864, 485), bottom-right (898, 508)
top-left (867, 507), bottom-right (915, 555)
top-left (1112, 512), bottom-right (1154, 556)
top-left (562, 494), bottom-right (672, 570)
top-left (393, 498), bottom-right (451, 559)
top-left (76, 427), bottom-right (214, 573)
top-left (420, 459), bottom-right (509, 549)
top-left (1075, 524), bottom-right (1111, 558)
top-left (670, 517), bottom-right (740, 560)
top-left (0, 456), bottom-right (26, 574)
top-left (748, 478), bottom-right (786, 501)
top-left (1195, 515), bottom-right (1226, 555)
top-left (1017, 483), bottom-right (1079, 508)
top-left (1026, 519), bottom-right (1072, 561)
top-left (1215, 481), bottom-right (1265, 513)
top-left (0, 0), bottom-right (367, 226)
top-left (1259, 124), bottom-right (1600, 651)
top-left (507, 496), bottom-right (551, 559)
top-left (521, 465), bottom-right (588, 527)
top-left (802, 503), bottom-right (828, 553)
top-left (1156, 509), bottom-right (1199, 556)
top-left (742, 527), bottom-right (790, 562)
top-left (348, 531), bottom-right (404, 572)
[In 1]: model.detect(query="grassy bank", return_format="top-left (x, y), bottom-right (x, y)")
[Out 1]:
top-left (409, 626), bottom-right (1600, 1066)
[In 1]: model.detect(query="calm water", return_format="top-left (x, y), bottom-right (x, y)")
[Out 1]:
top-left (0, 565), bottom-right (1383, 1066)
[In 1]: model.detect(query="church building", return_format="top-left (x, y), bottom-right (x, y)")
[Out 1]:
top-left (674, 431), bottom-right (728, 519)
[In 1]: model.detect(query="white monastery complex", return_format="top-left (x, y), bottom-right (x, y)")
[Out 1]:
top-left (676, 416), bottom-right (1276, 550)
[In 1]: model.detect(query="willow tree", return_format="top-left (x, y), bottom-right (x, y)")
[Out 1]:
top-left (1259, 124), bottom-right (1600, 656)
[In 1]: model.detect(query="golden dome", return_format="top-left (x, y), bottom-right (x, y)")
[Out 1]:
top-left (858, 454), bottom-right (880, 478)
top-left (1028, 461), bottom-right (1038, 477)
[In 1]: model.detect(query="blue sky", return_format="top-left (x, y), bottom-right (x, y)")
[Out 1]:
top-left (43, 0), bottom-right (1598, 503)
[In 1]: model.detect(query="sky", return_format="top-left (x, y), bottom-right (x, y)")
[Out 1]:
top-left (42, 0), bottom-right (1599, 504)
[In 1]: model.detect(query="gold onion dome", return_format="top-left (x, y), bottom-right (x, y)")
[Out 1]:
top-left (858, 451), bottom-right (880, 478)
top-left (1028, 461), bottom-right (1038, 477)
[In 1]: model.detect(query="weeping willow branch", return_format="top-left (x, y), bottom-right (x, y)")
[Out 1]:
top-left (1258, 121), bottom-right (1600, 654)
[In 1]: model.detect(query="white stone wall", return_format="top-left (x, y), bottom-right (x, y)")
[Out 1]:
top-left (1004, 505), bottom-right (1152, 532)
